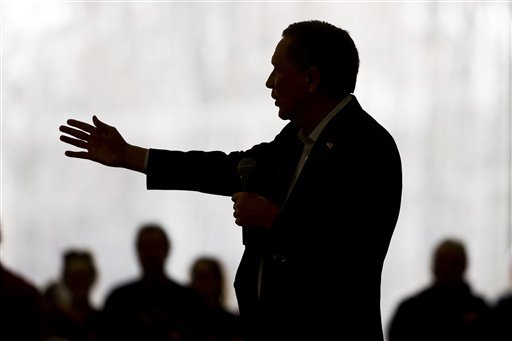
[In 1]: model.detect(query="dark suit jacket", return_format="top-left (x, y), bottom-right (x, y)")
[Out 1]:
top-left (146, 96), bottom-right (402, 340)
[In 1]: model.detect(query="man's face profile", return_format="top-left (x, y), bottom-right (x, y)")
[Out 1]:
top-left (266, 37), bottom-right (310, 122)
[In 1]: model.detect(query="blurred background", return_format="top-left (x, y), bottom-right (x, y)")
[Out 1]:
top-left (1, 1), bottom-right (511, 339)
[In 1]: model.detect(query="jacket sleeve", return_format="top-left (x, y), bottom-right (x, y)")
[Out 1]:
top-left (145, 122), bottom-right (298, 198)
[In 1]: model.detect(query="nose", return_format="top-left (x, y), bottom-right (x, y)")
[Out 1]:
top-left (265, 70), bottom-right (275, 89)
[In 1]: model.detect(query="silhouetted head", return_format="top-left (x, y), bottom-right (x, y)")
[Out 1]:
top-left (432, 239), bottom-right (467, 285)
top-left (62, 249), bottom-right (97, 303)
top-left (266, 20), bottom-right (359, 124)
top-left (190, 256), bottom-right (225, 307)
top-left (282, 20), bottom-right (359, 98)
top-left (136, 223), bottom-right (170, 279)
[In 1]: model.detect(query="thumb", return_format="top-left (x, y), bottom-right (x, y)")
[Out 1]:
top-left (93, 115), bottom-right (109, 129)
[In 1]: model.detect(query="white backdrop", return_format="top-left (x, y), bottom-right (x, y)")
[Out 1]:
top-left (1, 1), bottom-right (511, 339)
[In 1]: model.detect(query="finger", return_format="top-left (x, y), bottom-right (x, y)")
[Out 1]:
top-left (59, 125), bottom-right (90, 141)
top-left (66, 119), bottom-right (95, 133)
top-left (60, 135), bottom-right (89, 150)
top-left (231, 192), bottom-right (241, 202)
top-left (64, 151), bottom-right (91, 159)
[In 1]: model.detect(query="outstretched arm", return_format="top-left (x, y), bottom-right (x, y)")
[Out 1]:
top-left (59, 115), bottom-right (148, 173)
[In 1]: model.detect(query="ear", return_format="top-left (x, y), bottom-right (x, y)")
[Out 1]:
top-left (306, 67), bottom-right (321, 93)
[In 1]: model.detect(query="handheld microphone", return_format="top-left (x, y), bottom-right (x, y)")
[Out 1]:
top-left (237, 157), bottom-right (258, 192)
top-left (237, 158), bottom-right (257, 246)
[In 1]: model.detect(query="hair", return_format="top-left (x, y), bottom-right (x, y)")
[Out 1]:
top-left (63, 249), bottom-right (97, 282)
top-left (282, 20), bottom-right (359, 98)
top-left (136, 223), bottom-right (170, 250)
top-left (191, 257), bottom-right (223, 283)
top-left (190, 256), bottom-right (225, 304)
top-left (432, 239), bottom-right (467, 283)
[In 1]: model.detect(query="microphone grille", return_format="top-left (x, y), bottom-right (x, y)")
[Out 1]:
top-left (237, 157), bottom-right (258, 177)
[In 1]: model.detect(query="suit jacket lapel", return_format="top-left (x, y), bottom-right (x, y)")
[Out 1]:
top-left (286, 96), bottom-right (363, 199)
top-left (275, 131), bottom-right (304, 206)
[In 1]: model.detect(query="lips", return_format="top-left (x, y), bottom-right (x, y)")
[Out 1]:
top-left (271, 94), bottom-right (278, 106)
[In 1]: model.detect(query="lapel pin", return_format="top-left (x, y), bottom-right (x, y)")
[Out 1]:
top-left (326, 141), bottom-right (335, 150)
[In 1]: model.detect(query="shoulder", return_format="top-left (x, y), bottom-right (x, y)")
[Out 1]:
top-left (0, 265), bottom-right (41, 299)
top-left (173, 281), bottom-right (205, 302)
top-left (324, 96), bottom-right (398, 149)
top-left (396, 287), bottom-right (436, 311)
top-left (104, 280), bottom-right (140, 301)
top-left (151, 278), bottom-right (206, 304)
top-left (496, 292), bottom-right (512, 308)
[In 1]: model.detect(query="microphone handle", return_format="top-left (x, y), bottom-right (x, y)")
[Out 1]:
top-left (240, 176), bottom-right (249, 192)
top-left (240, 175), bottom-right (249, 245)
top-left (239, 175), bottom-right (267, 248)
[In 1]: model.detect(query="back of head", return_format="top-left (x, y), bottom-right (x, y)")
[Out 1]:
top-left (432, 239), bottom-right (467, 285)
top-left (282, 20), bottom-right (359, 99)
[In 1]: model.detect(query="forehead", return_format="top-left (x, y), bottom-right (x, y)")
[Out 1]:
top-left (271, 37), bottom-right (292, 64)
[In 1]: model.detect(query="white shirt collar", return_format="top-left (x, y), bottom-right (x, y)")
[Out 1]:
top-left (299, 94), bottom-right (353, 143)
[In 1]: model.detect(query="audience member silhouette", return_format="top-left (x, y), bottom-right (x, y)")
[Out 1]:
top-left (0, 223), bottom-right (50, 340)
top-left (491, 248), bottom-right (512, 341)
top-left (189, 256), bottom-right (244, 341)
top-left (387, 238), bottom-right (492, 341)
top-left (100, 223), bottom-right (208, 340)
top-left (492, 290), bottom-right (512, 341)
top-left (44, 248), bottom-right (101, 341)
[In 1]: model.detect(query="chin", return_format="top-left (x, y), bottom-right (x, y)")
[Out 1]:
top-left (278, 109), bottom-right (292, 121)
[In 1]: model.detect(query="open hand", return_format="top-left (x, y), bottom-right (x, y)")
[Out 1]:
top-left (59, 115), bottom-right (128, 167)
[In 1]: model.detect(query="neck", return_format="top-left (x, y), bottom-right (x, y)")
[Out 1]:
top-left (143, 270), bottom-right (167, 283)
